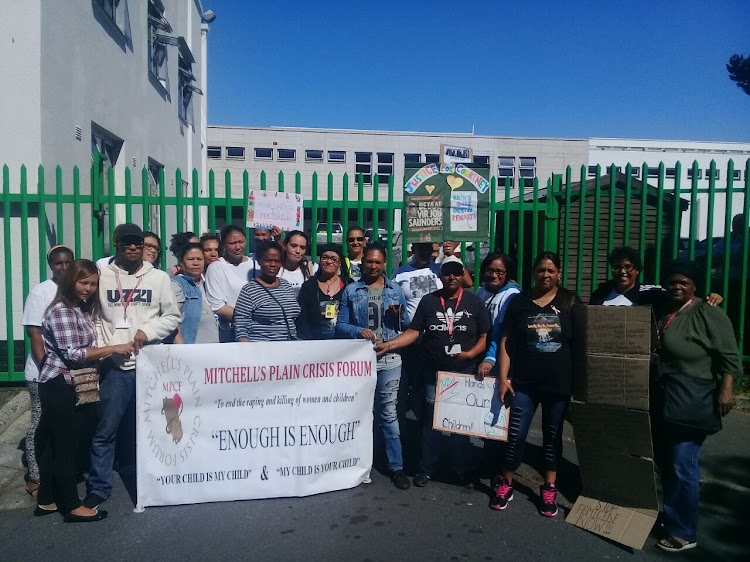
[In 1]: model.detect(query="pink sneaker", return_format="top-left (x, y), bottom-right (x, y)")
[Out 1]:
top-left (539, 482), bottom-right (558, 517)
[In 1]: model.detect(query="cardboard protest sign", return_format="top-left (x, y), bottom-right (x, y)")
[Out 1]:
top-left (246, 189), bottom-right (303, 232)
top-left (135, 340), bottom-right (376, 508)
top-left (432, 372), bottom-right (509, 441)
top-left (403, 164), bottom-right (490, 243)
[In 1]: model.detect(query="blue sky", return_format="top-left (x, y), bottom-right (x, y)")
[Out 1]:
top-left (204, 0), bottom-right (750, 142)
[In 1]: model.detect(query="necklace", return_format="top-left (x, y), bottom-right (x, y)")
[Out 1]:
top-left (319, 275), bottom-right (340, 296)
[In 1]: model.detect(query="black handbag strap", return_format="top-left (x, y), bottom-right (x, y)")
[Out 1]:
top-left (42, 324), bottom-right (74, 371)
top-left (254, 280), bottom-right (294, 341)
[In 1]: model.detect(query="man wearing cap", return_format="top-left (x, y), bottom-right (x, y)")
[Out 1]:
top-left (375, 255), bottom-right (491, 487)
top-left (84, 223), bottom-right (181, 509)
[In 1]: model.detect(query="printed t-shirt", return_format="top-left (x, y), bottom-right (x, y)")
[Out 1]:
top-left (349, 260), bottom-right (362, 282)
top-left (503, 291), bottom-right (578, 396)
top-left (602, 288), bottom-right (635, 307)
top-left (409, 289), bottom-right (490, 378)
top-left (392, 263), bottom-right (442, 320)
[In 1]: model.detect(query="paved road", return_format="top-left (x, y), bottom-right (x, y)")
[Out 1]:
top-left (0, 406), bottom-right (747, 561)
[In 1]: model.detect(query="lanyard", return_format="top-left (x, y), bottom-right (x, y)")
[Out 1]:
top-left (440, 289), bottom-right (464, 340)
top-left (660, 297), bottom-right (695, 334)
top-left (115, 270), bottom-right (143, 320)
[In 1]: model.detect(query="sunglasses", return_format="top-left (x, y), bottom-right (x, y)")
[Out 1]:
top-left (117, 240), bottom-right (144, 249)
top-left (441, 264), bottom-right (464, 277)
top-left (347, 236), bottom-right (366, 243)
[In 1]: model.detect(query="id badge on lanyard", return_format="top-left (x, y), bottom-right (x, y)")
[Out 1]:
top-left (441, 289), bottom-right (463, 356)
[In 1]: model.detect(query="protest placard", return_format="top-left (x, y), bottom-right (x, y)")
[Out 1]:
top-left (246, 189), bottom-right (303, 231)
top-left (432, 372), bottom-right (509, 441)
top-left (135, 340), bottom-right (376, 509)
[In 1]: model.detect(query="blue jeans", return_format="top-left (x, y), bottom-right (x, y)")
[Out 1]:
top-left (375, 355), bottom-right (403, 472)
top-left (88, 365), bottom-right (135, 500)
top-left (502, 388), bottom-right (569, 473)
top-left (661, 426), bottom-right (705, 542)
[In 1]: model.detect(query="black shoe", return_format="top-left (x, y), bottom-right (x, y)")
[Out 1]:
top-left (33, 505), bottom-right (59, 517)
top-left (413, 472), bottom-right (430, 487)
top-left (457, 473), bottom-right (476, 489)
top-left (392, 470), bottom-right (411, 490)
top-left (539, 482), bottom-right (559, 517)
top-left (82, 493), bottom-right (105, 510)
top-left (64, 509), bottom-right (108, 523)
top-left (489, 477), bottom-right (514, 511)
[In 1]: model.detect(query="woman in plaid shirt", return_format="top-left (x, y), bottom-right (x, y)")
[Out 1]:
top-left (35, 259), bottom-right (133, 523)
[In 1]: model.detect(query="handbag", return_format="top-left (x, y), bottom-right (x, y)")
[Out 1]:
top-left (44, 326), bottom-right (101, 407)
top-left (660, 372), bottom-right (721, 434)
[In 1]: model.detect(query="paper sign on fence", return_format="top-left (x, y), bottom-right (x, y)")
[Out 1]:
top-left (135, 340), bottom-right (376, 508)
top-left (432, 372), bottom-right (509, 440)
top-left (246, 189), bottom-right (303, 231)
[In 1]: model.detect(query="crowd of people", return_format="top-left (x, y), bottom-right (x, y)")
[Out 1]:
top-left (21, 221), bottom-right (741, 554)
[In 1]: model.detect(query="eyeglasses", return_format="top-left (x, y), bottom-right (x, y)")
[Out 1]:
top-left (485, 268), bottom-right (506, 276)
top-left (320, 255), bottom-right (341, 264)
top-left (612, 264), bottom-right (635, 273)
top-left (347, 236), bottom-right (366, 243)
top-left (143, 242), bottom-right (159, 251)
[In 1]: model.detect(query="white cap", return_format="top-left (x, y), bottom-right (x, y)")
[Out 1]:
top-left (440, 255), bottom-right (464, 270)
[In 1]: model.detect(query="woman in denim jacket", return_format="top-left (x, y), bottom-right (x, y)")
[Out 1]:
top-left (171, 243), bottom-right (218, 344)
top-left (336, 243), bottom-right (410, 490)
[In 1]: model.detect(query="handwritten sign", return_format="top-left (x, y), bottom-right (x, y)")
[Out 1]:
top-left (566, 496), bottom-right (657, 550)
top-left (450, 191), bottom-right (477, 232)
top-left (246, 189), bottom-right (303, 231)
top-left (433, 372), bottom-right (509, 441)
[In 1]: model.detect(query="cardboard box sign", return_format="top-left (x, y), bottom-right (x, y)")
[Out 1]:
top-left (568, 402), bottom-right (658, 550)
top-left (573, 305), bottom-right (654, 411)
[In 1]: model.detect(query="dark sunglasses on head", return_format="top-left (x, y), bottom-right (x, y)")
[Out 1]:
top-left (347, 236), bottom-right (366, 243)
top-left (441, 264), bottom-right (464, 277)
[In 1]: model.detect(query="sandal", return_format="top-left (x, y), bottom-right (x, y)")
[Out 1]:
top-left (25, 480), bottom-right (40, 499)
top-left (657, 536), bottom-right (697, 552)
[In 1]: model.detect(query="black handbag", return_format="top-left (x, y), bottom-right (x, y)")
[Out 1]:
top-left (660, 372), bottom-right (721, 434)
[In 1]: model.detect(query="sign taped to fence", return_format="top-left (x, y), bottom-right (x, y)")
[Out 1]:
top-left (135, 340), bottom-right (376, 508)
top-left (403, 164), bottom-right (490, 243)
top-left (246, 189), bottom-right (303, 231)
top-left (433, 372), bottom-right (509, 441)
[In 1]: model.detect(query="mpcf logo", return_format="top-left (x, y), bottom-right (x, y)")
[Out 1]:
top-left (141, 355), bottom-right (201, 467)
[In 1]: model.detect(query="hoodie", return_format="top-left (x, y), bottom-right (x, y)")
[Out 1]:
top-left (97, 260), bottom-right (181, 370)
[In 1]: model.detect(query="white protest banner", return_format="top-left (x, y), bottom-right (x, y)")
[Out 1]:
top-left (245, 189), bottom-right (303, 231)
top-left (135, 340), bottom-right (376, 508)
top-left (432, 372), bottom-right (509, 440)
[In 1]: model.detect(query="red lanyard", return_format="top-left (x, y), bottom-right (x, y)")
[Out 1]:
top-left (661, 297), bottom-right (695, 333)
top-left (115, 270), bottom-right (143, 320)
top-left (440, 289), bottom-right (464, 339)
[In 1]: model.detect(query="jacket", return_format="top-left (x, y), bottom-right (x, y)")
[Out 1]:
top-left (171, 273), bottom-right (204, 344)
top-left (336, 276), bottom-right (409, 340)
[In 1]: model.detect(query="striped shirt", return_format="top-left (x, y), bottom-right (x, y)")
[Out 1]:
top-left (233, 279), bottom-right (301, 341)
top-left (40, 302), bottom-right (96, 384)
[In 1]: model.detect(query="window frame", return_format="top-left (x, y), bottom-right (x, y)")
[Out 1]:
top-left (277, 149), bottom-right (296, 162)
top-left (225, 146), bottom-right (246, 160)
top-left (327, 150), bottom-right (346, 163)
top-left (305, 150), bottom-right (324, 162)
top-left (207, 146), bottom-right (222, 159)
top-left (254, 148), bottom-right (273, 160)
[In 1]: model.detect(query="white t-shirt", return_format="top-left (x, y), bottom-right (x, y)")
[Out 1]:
top-left (96, 255), bottom-right (115, 270)
top-left (392, 264), bottom-right (443, 320)
top-left (21, 279), bottom-right (58, 382)
top-left (278, 262), bottom-right (319, 296)
top-left (602, 288), bottom-right (636, 307)
top-left (348, 259), bottom-right (362, 282)
top-left (204, 257), bottom-right (260, 312)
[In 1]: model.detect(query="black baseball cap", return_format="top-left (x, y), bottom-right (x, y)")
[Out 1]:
top-left (115, 223), bottom-right (144, 244)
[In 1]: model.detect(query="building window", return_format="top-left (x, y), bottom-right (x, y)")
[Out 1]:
top-left (704, 168), bottom-right (720, 180)
top-left (630, 167), bottom-right (641, 178)
top-left (665, 167), bottom-right (677, 179)
top-left (178, 50), bottom-right (201, 124)
top-left (96, 0), bottom-right (126, 33)
top-left (587, 165), bottom-right (598, 177)
top-left (207, 146), bottom-right (221, 159)
top-left (687, 168), bottom-right (702, 180)
top-left (147, 157), bottom-right (164, 233)
top-left (327, 150), bottom-right (346, 163)
top-left (733, 169), bottom-right (742, 180)
top-left (377, 152), bottom-right (394, 184)
top-left (147, 0), bottom-right (171, 89)
top-left (519, 157), bottom-right (536, 180)
top-left (226, 147), bottom-right (245, 159)
top-left (355, 152), bottom-right (372, 184)
top-left (425, 154), bottom-right (440, 164)
top-left (498, 156), bottom-right (515, 181)
top-left (647, 168), bottom-right (660, 178)
top-left (473, 155), bottom-right (490, 166)
top-left (254, 148), bottom-right (273, 160)
top-left (305, 150), bottom-right (323, 162)
top-left (277, 149), bottom-right (296, 161)
top-left (404, 153), bottom-right (421, 164)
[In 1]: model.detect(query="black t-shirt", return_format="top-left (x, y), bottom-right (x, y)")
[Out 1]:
top-left (503, 290), bottom-right (580, 396)
top-left (410, 289), bottom-right (491, 378)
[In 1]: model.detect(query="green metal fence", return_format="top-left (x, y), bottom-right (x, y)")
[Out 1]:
top-left (1, 159), bottom-right (749, 381)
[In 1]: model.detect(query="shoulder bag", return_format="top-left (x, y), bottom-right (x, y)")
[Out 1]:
top-left (254, 280), bottom-right (295, 341)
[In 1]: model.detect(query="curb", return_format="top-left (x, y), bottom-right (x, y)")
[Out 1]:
top-left (736, 395), bottom-right (750, 411)
top-left (0, 391), bottom-right (30, 437)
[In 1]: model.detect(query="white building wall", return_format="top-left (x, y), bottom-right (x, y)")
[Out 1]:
top-left (589, 138), bottom-right (750, 238)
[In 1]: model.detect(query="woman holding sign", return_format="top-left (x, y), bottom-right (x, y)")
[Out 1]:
top-left (491, 251), bottom-right (580, 517)
top-left (375, 255), bottom-right (490, 488)
top-left (337, 244), bottom-right (410, 490)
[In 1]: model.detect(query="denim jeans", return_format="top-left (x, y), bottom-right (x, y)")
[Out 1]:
top-left (502, 388), bottom-right (569, 473)
top-left (419, 383), bottom-right (472, 477)
top-left (661, 426), bottom-right (706, 542)
top-left (88, 365), bottom-right (135, 500)
top-left (375, 354), bottom-right (403, 472)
